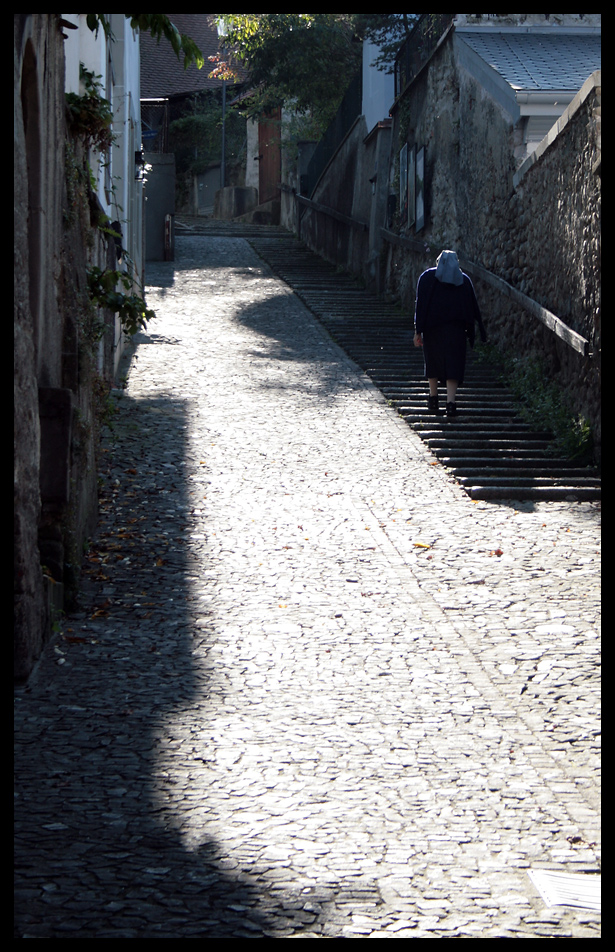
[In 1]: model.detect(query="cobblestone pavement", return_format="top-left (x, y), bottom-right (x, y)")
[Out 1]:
top-left (14, 236), bottom-right (601, 938)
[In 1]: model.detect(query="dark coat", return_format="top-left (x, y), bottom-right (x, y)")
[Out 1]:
top-left (413, 268), bottom-right (486, 385)
top-left (414, 268), bottom-right (486, 348)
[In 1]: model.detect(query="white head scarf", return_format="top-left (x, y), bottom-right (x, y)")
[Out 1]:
top-left (435, 250), bottom-right (464, 286)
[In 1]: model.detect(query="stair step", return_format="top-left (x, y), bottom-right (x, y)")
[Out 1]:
top-left (427, 439), bottom-right (552, 451)
top-left (468, 485), bottom-right (601, 501)
top-left (453, 460), bottom-right (600, 474)
top-left (248, 236), bottom-right (599, 502)
top-left (399, 410), bottom-right (521, 421)
top-left (458, 475), bottom-right (600, 487)
top-left (444, 455), bottom-right (592, 467)
top-left (414, 425), bottom-right (551, 436)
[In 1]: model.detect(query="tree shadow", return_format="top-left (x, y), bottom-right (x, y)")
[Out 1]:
top-left (230, 291), bottom-right (371, 401)
top-left (144, 235), bottom-right (280, 290)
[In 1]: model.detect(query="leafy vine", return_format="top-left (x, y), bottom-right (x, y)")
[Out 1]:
top-left (65, 64), bottom-right (155, 338)
top-left (65, 65), bottom-right (114, 153)
top-left (86, 267), bottom-right (155, 338)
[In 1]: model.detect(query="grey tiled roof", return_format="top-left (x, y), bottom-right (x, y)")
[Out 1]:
top-left (459, 31), bottom-right (601, 91)
top-left (140, 14), bottom-right (246, 99)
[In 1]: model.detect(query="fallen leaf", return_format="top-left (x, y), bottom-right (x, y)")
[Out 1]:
top-left (414, 542), bottom-right (431, 549)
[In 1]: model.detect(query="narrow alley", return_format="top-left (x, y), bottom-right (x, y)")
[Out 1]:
top-left (14, 234), bottom-right (600, 938)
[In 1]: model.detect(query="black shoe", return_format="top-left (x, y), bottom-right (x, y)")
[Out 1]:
top-left (446, 401), bottom-right (457, 417)
top-left (428, 395), bottom-right (439, 413)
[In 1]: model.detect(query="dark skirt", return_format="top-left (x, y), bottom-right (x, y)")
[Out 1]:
top-left (422, 322), bottom-right (467, 385)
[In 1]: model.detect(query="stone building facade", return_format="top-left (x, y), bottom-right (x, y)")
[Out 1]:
top-left (15, 14), bottom-right (66, 681)
top-left (14, 14), bottom-right (144, 681)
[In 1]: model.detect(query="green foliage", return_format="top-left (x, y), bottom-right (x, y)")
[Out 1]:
top-left (475, 343), bottom-right (594, 462)
top-left (65, 65), bottom-right (114, 153)
top-left (353, 14), bottom-right (421, 72)
top-left (87, 267), bottom-right (155, 338)
top-left (169, 92), bottom-right (246, 179)
top-left (87, 14), bottom-right (204, 69)
top-left (215, 14), bottom-right (361, 129)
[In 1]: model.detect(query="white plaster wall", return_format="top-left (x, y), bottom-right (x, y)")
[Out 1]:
top-left (63, 14), bottom-right (144, 372)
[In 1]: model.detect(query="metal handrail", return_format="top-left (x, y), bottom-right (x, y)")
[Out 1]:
top-left (380, 228), bottom-right (592, 357)
top-left (297, 194), bottom-right (368, 232)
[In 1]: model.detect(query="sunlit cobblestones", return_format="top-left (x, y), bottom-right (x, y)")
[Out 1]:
top-left (14, 236), bottom-right (600, 937)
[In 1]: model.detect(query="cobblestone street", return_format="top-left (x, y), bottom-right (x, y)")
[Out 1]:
top-left (14, 235), bottom-right (601, 938)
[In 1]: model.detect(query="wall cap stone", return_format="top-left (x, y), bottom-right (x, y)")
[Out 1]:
top-left (513, 69), bottom-right (601, 187)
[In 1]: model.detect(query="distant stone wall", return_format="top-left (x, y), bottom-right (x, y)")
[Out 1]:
top-left (291, 115), bottom-right (393, 286)
top-left (296, 116), bottom-right (370, 277)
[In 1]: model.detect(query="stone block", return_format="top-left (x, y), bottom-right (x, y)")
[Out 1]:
top-left (214, 186), bottom-right (259, 221)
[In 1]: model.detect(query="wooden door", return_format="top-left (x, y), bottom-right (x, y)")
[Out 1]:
top-left (258, 109), bottom-right (281, 205)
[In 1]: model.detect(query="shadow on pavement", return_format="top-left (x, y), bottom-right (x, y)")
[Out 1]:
top-left (14, 389), bottom-right (277, 938)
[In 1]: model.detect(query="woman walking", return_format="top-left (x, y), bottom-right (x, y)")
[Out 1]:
top-left (413, 250), bottom-right (486, 416)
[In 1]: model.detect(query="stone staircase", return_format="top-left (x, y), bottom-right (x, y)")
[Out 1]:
top-left (175, 214), bottom-right (289, 240)
top-left (176, 221), bottom-right (600, 501)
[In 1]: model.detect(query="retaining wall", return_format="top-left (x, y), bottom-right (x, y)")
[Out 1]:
top-left (383, 49), bottom-right (600, 458)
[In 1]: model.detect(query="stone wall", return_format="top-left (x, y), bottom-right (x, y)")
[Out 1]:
top-left (382, 36), bottom-right (600, 458)
top-left (291, 115), bottom-right (393, 287)
top-left (504, 74), bottom-right (601, 453)
top-left (384, 33), bottom-right (518, 308)
top-left (14, 14), bottom-right (117, 681)
top-left (15, 14), bottom-right (66, 680)
top-left (296, 116), bottom-right (369, 276)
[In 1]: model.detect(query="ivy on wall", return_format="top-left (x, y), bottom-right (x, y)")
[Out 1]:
top-left (65, 63), bottom-right (155, 343)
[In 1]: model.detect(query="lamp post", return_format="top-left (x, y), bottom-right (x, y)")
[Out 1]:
top-left (217, 18), bottom-right (228, 190)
